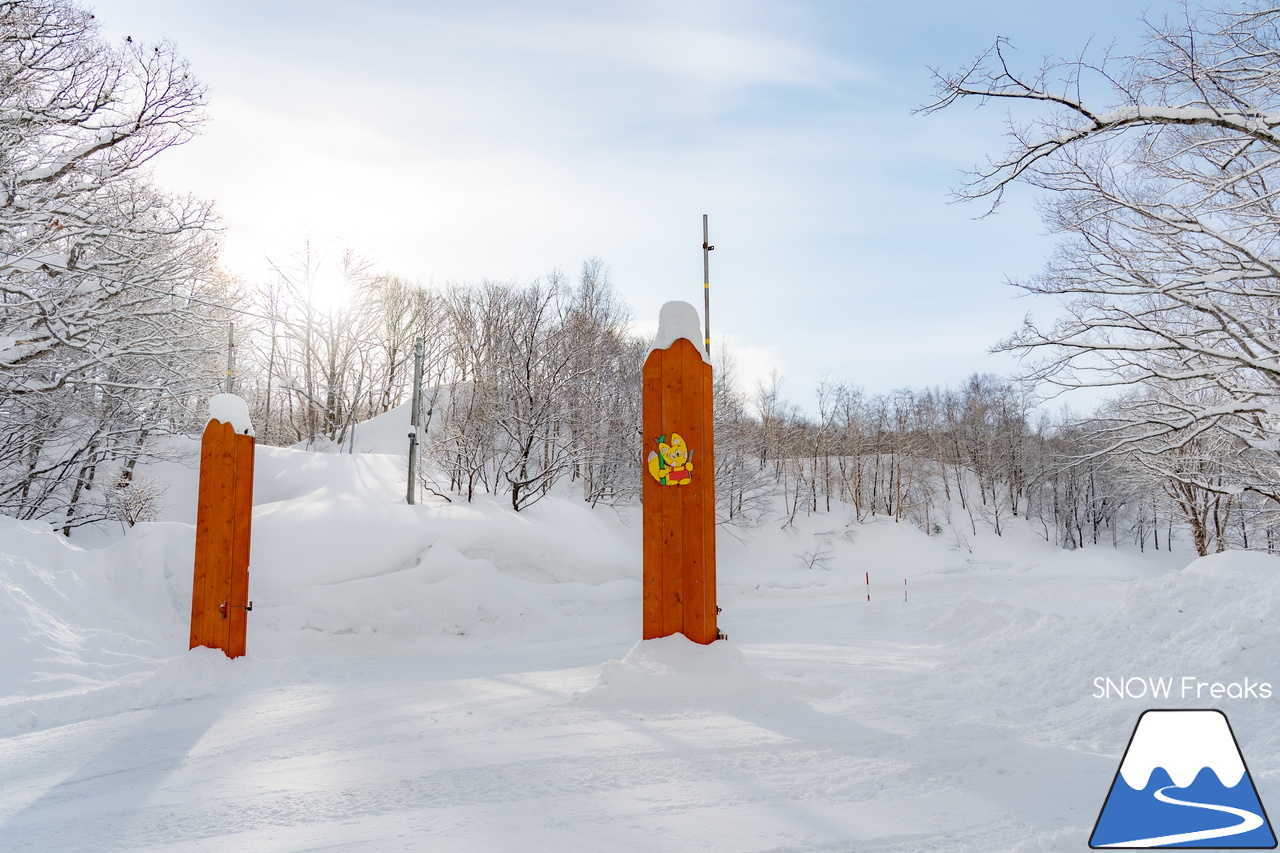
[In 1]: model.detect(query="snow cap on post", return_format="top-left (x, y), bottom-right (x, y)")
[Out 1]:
top-left (652, 301), bottom-right (709, 363)
top-left (208, 393), bottom-right (255, 436)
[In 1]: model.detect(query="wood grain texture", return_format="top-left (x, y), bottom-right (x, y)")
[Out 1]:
top-left (641, 353), bottom-right (664, 640)
top-left (226, 429), bottom-right (255, 658)
top-left (659, 343), bottom-right (684, 637)
top-left (701, 358), bottom-right (718, 641)
top-left (190, 419), bottom-right (254, 658)
top-left (641, 338), bottom-right (717, 644)
top-left (191, 420), bottom-right (232, 651)
top-left (679, 340), bottom-right (706, 644)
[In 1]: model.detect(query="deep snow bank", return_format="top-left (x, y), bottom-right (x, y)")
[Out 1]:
top-left (916, 549), bottom-right (1280, 759)
top-left (0, 422), bottom-right (1217, 737)
top-left (577, 635), bottom-right (778, 705)
top-left (0, 436), bottom-right (647, 731)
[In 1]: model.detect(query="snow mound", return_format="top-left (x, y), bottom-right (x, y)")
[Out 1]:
top-left (577, 634), bottom-right (774, 704)
top-left (1183, 549), bottom-right (1280, 578)
top-left (260, 538), bottom-right (620, 651)
top-left (651, 300), bottom-right (708, 362)
top-left (0, 517), bottom-right (174, 703)
top-left (208, 393), bottom-right (254, 435)
top-left (2, 647), bottom-right (309, 733)
top-left (0, 512), bottom-right (310, 733)
top-left (342, 401), bottom-right (411, 454)
top-left (925, 555), bottom-right (1280, 754)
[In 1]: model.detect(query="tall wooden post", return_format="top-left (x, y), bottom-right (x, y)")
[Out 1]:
top-left (642, 303), bottom-right (718, 644)
top-left (190, 418), bottom-right (255, 658)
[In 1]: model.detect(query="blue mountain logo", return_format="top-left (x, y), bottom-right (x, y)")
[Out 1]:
top-left (1091, 709), bottom-right (1276, 848)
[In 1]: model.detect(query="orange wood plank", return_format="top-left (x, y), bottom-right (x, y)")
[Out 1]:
top-left (191, 420), bottom-right (236, 650)
top-left (214, 424), bottom-right (237, 653)
top-left (212, 438), bottom-right (235, 650)
top-left (189, 422), bottom-right (219, 649)
top-left (702, 359), bottom-right (718, 642)
top-left (679, 340), bottom-right (706, 644)
top-left (641, 350), bottom-right (664, 639)
top-left (660, 344), bottom-right (684, 637)
top-left (190, 419), bottom-right (255, 657)
top-left (642, 335), bottom-right (718, 644)
top-left (226, 432), bottom-right (255, 658)
top-left (215, 423), bottom-right (237, 652)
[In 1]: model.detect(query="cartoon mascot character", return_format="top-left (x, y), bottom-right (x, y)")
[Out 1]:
top-left (648, 433), bottom-right (694, 485)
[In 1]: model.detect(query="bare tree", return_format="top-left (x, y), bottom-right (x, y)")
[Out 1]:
top-left (562, 259), bottom-right (644, 507)
top-left (712, 343), bottom-right (772, 527)
top-left (490, 276), bottom-right (585, 511)
top-left (922, 1), bottom-right (1280, 506)
top-left (0, 1), bottom-right (221, 527)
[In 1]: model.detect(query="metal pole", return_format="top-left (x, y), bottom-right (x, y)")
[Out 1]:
top-left (406, 338), bottom-right (424, 505)
top-left (226, 321), bottom-right (235, 394)
top-left (702, 214), bottom-right (714, 357)
top-left (346, 375), bottom-right (363, 455)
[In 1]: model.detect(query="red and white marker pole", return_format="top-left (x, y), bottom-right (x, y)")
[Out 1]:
top-left (904, 578), bottom-right (907, 603)
top-left (865, 571), bottom-right (870, 602)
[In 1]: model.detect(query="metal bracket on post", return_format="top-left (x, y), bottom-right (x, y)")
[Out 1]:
top-left (221, 600), bottom-right (253, 618)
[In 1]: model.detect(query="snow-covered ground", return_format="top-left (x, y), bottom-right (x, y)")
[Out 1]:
top-left (3, 407), bottom-right (1278, 851)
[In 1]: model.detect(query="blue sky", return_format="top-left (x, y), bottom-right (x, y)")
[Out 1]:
top-left (88, 0), bottom-right (1167, 410)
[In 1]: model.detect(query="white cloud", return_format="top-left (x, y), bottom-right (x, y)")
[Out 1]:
top-left (89, 0), bottom-right (1091, 412)
top-left (715, 334), bottom-right (788, 398)
top-left (482, 13), bottom-right (865, 97)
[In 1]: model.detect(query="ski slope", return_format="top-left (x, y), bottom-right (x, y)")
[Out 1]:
top-left (2, 409), bottom-right (1278, 852)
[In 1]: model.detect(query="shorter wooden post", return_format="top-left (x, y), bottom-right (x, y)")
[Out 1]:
top-left (190, 418), bottom-right (255, 658)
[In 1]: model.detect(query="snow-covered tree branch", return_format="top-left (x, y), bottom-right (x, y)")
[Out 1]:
top-left (926, 0), bottom-right (1280, 512)
top-left (0, 0), bottom-right (221, 526)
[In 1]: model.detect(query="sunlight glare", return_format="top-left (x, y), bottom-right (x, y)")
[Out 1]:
top-left (308, 263), bottom-right (352, 316)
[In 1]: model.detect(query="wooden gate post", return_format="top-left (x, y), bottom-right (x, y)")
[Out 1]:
top-left (642, 301), bottom-right (719, 644)
top-left (190, 399), bottom-right (255, 658)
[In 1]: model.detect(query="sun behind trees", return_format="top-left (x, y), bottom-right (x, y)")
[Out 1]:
top-left (3, 0), bottom-right (1274, 555)
top-left (222, 246), bottom-right (1227, 553)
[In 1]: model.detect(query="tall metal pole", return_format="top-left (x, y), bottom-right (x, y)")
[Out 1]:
top-left (345, 375), bottom-right (363, 455)
top-left (702, 215), bottom-right (714, 357)
top-left (406, 338), bottom-right (424, 505)
top-left (226, 321), bottom-right (235, 394)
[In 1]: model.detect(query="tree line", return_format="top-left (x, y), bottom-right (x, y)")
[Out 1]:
top-left (224, 255), bottom-right (1275, 557)
top-left (920, 0), bottom-right (1280, 555)
top-left (5, 0), bottom-right (1280, 558)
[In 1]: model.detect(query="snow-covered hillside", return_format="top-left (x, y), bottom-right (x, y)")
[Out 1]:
top-left (3, 416), bottom-right (1278, 852)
